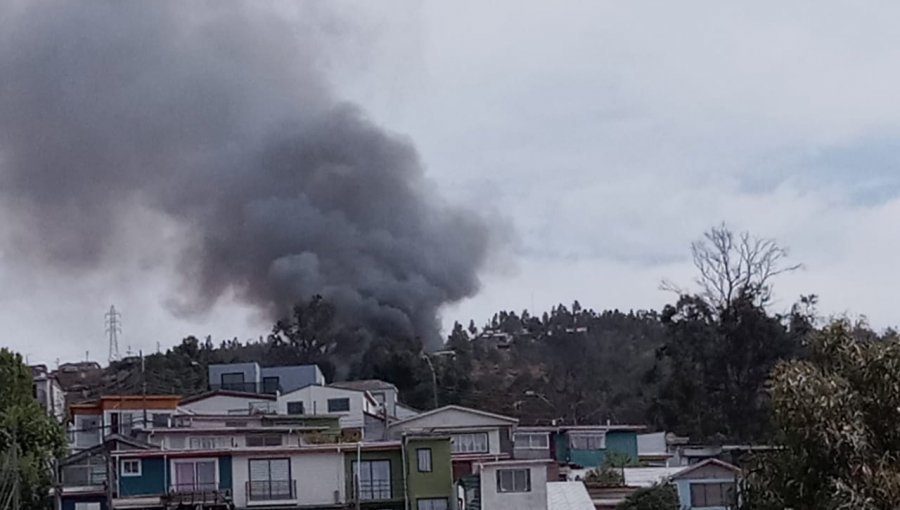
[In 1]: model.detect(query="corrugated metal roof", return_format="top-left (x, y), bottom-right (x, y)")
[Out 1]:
top-left (547, 482), bottom-right (595, 510)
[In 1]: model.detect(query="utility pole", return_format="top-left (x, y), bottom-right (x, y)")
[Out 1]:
top-left (141, 350), bottom-right (147, 429)
top-left (421, 354), bottom-right (438, 409)
top-left (106, 305), bottom-right (122, 364)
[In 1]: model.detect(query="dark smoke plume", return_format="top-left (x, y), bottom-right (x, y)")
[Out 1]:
top-left (0, 1), bottom-right (490, 345)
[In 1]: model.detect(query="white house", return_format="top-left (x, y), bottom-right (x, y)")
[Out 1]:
top-left (276, 384), bottom-right (378, 430)
top-left (31, 365), bottom-right (65, 422)
top-left (387, 405), bottom-right (518, 480)
top-left (476, 459), bottom-right (552, 510)
top-left (231, 448), bottom-right (347, 507)
top-left (670, 458), bottom-right (740, 510)
top-left (178, 389), bottom-right (277, 415)
top-left (329, 379), bottom-right (400, 416)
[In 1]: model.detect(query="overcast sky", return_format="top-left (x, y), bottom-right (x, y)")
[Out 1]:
top-left (5, 1), bottom-right (900, 365)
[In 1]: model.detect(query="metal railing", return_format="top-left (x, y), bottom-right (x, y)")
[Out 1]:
top-left (209, 382), bottom-right (281, 395)
top-left (353, 480), bottom-right (394, 501)
top-left (246, 480), bottom-right (296, 501)
top-left (170, 482), bottom-right (220, 493)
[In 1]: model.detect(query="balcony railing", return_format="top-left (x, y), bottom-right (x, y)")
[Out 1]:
top-left (209, 382), bottom-right (281, 395)
top-left (170, 482), bottom-right (220, 493)
top-left (353, 480), bottom-right (394, 501)
top-left (246, 480), bottom-right (296, 501)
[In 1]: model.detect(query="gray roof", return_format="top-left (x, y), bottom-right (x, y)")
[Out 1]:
top-left (329, 379), bottom-right (398, 392)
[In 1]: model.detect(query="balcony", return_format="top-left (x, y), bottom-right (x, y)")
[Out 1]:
top-left (209, 382), bottom-right (281, 395)
top-left (165, 484), bottom-right (230, 506)
top-left (353, 480), bottom-right (394, 501)
top-left (246, 480), bottom-right (297, 501)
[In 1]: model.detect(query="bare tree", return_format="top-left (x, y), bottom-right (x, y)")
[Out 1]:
top-left (663, 224), bottom-right (801, 309)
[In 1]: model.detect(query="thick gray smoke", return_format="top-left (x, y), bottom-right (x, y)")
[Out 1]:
top-left (0, 1), bottom-right (490, 345)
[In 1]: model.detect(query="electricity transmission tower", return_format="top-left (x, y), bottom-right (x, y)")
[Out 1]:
top-left (106, 305), bottom-right (122, 363)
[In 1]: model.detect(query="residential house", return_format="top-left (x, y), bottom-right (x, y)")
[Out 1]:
top-left (330, 379), bottom-right (400, 417)
top-left (179, 389), bottom-right (277, 415)
top-left (276, 383), bottom-right (379, 431)
top-left (68, 396), bottom-right (181, 452)
top-left (459, 459), bottom-right (553, 510)
top-left (32, 364), bottom-right (65, 421)
top-left (110, 419), bottom-right (453, 510)
top-left (207, 362), bottom-right (324, 394)
top-left (515, 425), bottom-right (644, 470)
top-left (670, 459), bottom-right (740, 510)
top-left (346, 436), bottom-right (454, 510)
top-left (387, 405), bottom-right (518, 481)
top-left (56, 435), bottom-right (155, 510)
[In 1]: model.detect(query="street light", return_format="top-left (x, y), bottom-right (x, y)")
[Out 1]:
top-left (421, 350), bottom-right (456, 409)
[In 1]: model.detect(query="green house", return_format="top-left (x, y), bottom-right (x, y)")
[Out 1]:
top-left (345, 436), bottom-right (454, 510)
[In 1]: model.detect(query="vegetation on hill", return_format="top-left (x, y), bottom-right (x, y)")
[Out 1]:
top-left (0, 350), bottom-right (66, 509)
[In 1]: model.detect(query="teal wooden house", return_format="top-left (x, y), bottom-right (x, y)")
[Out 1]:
top-left (514, 425), bottom-right (643, 469)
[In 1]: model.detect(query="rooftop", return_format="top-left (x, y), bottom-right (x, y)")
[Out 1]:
top-left (329, 379), bottom-right (398, 392)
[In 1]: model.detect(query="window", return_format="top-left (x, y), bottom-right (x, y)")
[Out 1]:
top-left (352, 460), bottom-right (392, 500)
top-left (372, 392), bottom-right (386, 405)
top-left (220, 372), bottom-right (246, 391)
top-left (151, 413), bottom-right (170, 428)
top-left (167, 436), bottom-right (186, 450)
top-left (327, 398), bottom-right (350, 413)
top-left (119, 413), bottom-right (134, 436)
top-left (417, 498), bottom-right (448, 510)
top-left (172, 459), bottom-right (217, 492)
top-left (262, 376), bottom-right (280, 394)
top-left (188, 436), bottom-right (234, 450)
top-left (451, 432), bottom-right (489, 454)
top-left (246, 434), bottom-right (283, 447)
top-left (225, 419), bottom-right (249, 428)
top-left (248, 458), bottom-right (293, 500)
top-left (514, 432), bottom-right (549, 449)
top-left (74, 503), bottom-right (101, 510)
top-left (121, 459), bottom-right (141, 477)
top-left (416, 448), bottom-right (432, 472)
top-left (287, 401), bottom-right (305, 415)
top-left (690, 482), bottom-right (736, 507)
top-left (497, 469), bottom-right (531, 493)
top-left (569, 432), bottom-right (605, 450)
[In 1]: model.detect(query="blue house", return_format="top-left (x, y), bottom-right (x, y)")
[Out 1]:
top-left (515, 425), bottom-right (643, 469)
top-left (114, 450), bottom-right (233, 509)
top-left (670, 459), bottom-right (740, 510)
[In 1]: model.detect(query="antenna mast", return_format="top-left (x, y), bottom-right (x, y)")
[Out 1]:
top-left (105, 305), bottom-right (121, 364)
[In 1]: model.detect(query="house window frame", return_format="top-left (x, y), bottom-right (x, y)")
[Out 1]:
top-left (248, 457), bottom-right (293, 501)
top-left (286, 401), bottom-right (305, 415)
top-left (220, 372), bottom-right (246, 390)
top-left (568, 432), bottom-right (606, 450)
top-left (327, 398), bottom-right (351, 413)
top-left (514, 432), bottom-right (550, 450)
top-left (262, 376), bottom-right (280, 394)
top-left (120, 459), bottom-right (142, 477)
top-left (416, 448), bottom-right (433, 473)
top-left (352, 459), bottom-right (392, 501)
top-left (170, 458), bottom-right (219, 492)
top-left (690, 481), bottom-right (736, 507)
top-left (450, 432), bottom-right (489, 454)
top-left (496, 468), bottom-right (531, 493)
